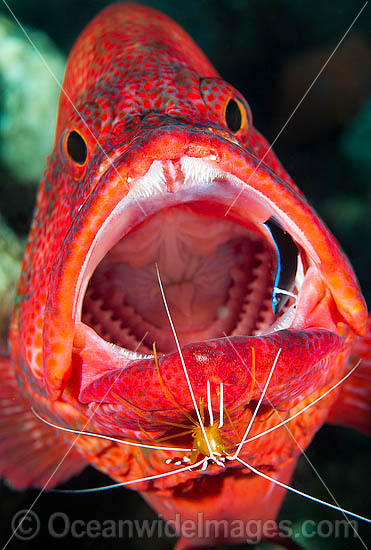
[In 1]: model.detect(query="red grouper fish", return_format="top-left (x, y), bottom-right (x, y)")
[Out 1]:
top-left (0, 3), bottom-right (370, 548)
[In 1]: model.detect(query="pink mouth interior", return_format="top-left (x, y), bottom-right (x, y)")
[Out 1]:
top-left (81, 204), bottom-right (278, 354)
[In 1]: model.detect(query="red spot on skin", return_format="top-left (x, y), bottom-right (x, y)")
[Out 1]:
top-left (46, 357), bottom-right (56, 369)
top-left (35, 352), bottom-right (43, 368)
top-left (51, 342), bottom-right (64, 354)
top-left (34, 334), bottom-right (42, 348)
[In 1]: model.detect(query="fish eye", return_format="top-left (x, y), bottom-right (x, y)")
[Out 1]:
top-left (66, 130), bottom-right (88, 165)
top-left (224, 98), bottom-right (243, 133)
top-left (200, 78), bottom-right (252, 135)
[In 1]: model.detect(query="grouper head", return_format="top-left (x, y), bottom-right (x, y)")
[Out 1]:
top-left (13, 1), bottom-right (366, 476)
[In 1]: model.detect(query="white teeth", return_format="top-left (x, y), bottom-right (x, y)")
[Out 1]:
top-left (124, 155), bottom-right (225, 200)
top-left (180, 156), bottom-right (224, 187)
top-left (108, 342), bottom-right (153, 360)
top-left (296, 255), bottom-right (305, 288)
top-left (260, 304), bottom-right (297, 335)
top-left (125, 160), bottom-right (167, 199)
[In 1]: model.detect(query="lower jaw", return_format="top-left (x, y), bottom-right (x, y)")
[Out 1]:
top-left (72, 322), bottom-right (343, 432)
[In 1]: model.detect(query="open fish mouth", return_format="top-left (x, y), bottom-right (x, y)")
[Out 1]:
top-left (63, 150), bottom-right (345, 429)
top-left (77, 156), bottom-right (302, 355)
top-left (42, 126), bottom-right (365, 425)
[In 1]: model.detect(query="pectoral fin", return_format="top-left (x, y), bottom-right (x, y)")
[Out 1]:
top-left (0, 356), bottom-right (87, 489)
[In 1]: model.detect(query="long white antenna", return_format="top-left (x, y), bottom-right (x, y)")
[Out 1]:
top-left (58, 457), bottom-right (208, 493)
top-left (32, 408), bottom-right (192, 453)
top-left (242, 361), bottom-right (361, 447)
top-left (207, 380), bottom-right (214, 426)
top-left (234, 455), bottom-right (371, 525)
top-left (155, 264), bottom-right (215, 461)
top-left (219, 383), bottom-right (224, 428)
top-left (231, 348), bottom-right (281, 459)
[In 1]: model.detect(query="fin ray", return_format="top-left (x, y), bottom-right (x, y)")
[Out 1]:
top-left (0, 356), bottom-right (86, 489)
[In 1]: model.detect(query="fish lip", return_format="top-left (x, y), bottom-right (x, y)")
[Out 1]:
top-left (73, 322), bottom-right (343, 434)
top-left (43, 126), bottom-right (366, 397)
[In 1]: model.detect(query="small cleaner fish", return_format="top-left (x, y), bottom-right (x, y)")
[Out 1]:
top-left (1, 3), bottom-right (370, 548)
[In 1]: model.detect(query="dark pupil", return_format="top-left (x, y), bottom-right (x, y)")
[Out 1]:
top-left (67, 131), bottom-right (87, 164)
top-left (225, 98), bottom-right (242, 133)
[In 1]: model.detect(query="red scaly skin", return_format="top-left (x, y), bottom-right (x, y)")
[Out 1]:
top-left (6, 3), bottom-right (368, 548)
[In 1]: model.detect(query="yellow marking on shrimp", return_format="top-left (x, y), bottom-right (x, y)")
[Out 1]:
top-left (137, 419), bottom-right (152, 440)
top-left (111, 391), bottom-right (151, 420)
top-left (153, 343), bottom-right (232, 462)
top-left (190, 421), bottom-right (227, 465)
top-left (256, 407), bottom-right (279, 423)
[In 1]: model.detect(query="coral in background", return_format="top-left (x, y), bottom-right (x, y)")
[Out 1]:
top-left (0, 14), bottom-right (65, 184)
top-left (0, 214), bottom-right (23, 350)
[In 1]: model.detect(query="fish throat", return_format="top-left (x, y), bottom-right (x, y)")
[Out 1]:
top-left (82, 204), bottom-right (283, 354)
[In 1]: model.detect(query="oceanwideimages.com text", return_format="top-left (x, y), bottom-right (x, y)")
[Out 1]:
top-left (11, 509), bottom-right (359, 542)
